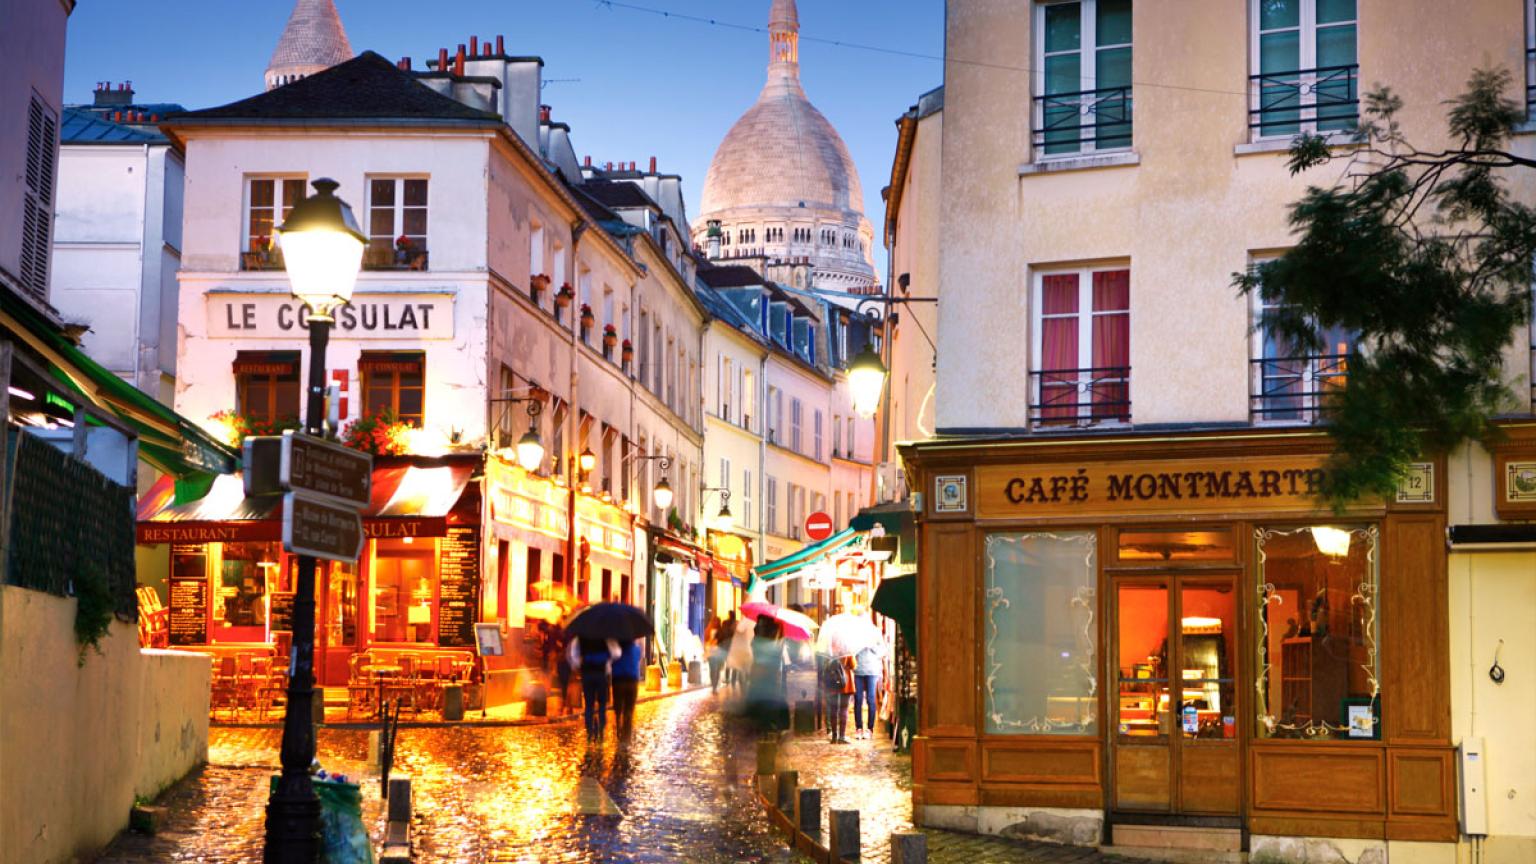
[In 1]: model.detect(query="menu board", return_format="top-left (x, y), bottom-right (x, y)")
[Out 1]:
top-left (436, 524), bottom-right (481, 648)
top-left (168, 578), bottom-right (207, 646)
top-left (269, 592), bottom-right (296, 633)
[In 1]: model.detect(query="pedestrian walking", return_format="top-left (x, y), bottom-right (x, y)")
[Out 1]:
top-left (852, 643), bottom-right (884, 740)
top-left (724, 615), bottom-right (755, 695)
top-left (709, 613), bottom-right (735, 693)
top-left (821, 652), bottom-right (855, 743)
top-left (568, 635), bottom-right (621, 739)
top-left (611, 638), bottom-right (643, 738)
top-left (746, 617), bottom-right (790, 731)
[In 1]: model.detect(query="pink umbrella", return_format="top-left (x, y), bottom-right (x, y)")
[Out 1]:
top-left (739, 600), bottom-right (818, 641)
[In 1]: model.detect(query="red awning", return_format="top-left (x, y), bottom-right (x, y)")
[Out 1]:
top-left (136, 462), bottom-right (475, 545)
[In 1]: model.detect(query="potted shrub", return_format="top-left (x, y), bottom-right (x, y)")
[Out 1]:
top-left (530, 273), bottom-right (550, 304)
top-left (602, 324), bottom-right (618, 348)
top-left (621, 338), bottom-right (634, 365)
top-left (554, 283), bottom-right (574, 308)
top-left (579, 304), bottom-right (595, 328)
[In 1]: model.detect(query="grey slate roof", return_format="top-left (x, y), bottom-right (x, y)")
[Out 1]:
top-left (169, 52), bottom-right (502, 124)
top-left (61, 108), bottom-right (167, 144)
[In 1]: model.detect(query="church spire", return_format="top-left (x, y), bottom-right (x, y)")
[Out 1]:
top-left (768, 0), bottom-right (799, 75)
top-left (265, 0), bottom-right (354, 91)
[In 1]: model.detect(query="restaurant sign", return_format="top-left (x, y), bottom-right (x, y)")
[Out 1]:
top-left (975, 455), bottom-right (1333, 520)
top-left (206, 291), bottom-right (455, 340)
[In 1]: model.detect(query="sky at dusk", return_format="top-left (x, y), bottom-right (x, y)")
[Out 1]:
top-left (63, 1), bottom-right (946, 259)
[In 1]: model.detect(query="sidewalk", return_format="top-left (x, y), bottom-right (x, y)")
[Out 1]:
top-left (764, 724), bottom-right (1156, 864)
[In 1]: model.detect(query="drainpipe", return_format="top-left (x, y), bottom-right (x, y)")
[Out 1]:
top-left (567, 220), bottom-right (587, 598)
top-left (756, 344), bottom-right (769, 601)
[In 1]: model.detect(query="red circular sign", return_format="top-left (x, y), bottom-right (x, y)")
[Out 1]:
top-left (805, 511), bottom-right (834, 542)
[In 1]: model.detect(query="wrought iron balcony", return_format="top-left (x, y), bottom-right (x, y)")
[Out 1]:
top-left (1250, 354), bottom-right (1349, 423)
top-left (1033, 85), bottom-right (1133, 154)
top-left (1029, 367), bottom-right (1131, 426)
top-left (364, 244), bottom-right (429, 272)
top-left (1249, 64), bottom-right (1359, 138)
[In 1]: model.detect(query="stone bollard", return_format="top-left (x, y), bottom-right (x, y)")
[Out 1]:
top-left (829, 809), bottom-right (860, 861)
top-left (793, 699), bottom-right (817, 735)
top-left (798, 788), bottom-right (822, 837)
top-left (891, 831), bottom-right (927, 864)
top-left (367, 730), bottom-right (383, 768)
top-left (386, 775), bottom-right (412, 823)
top-left (645, 664), bottom-right (662, 692)
top-left (756, 737), bottom-right (778, 776)
top-left (776, 770), bottom-right (798, 813)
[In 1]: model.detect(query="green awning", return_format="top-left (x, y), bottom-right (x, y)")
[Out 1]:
top-left (851, 502), bottom-right (916, 565)
top-left (748, 527), bottom-right (862, 593)
top-left (871, 574), bottom-right (916, 651)
top-left (1, 291), bottom-right (238, 478)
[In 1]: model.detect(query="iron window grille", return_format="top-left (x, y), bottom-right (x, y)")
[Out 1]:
top-left (1249, 64), bottom-right (1359, 138)
top-left (1034, 85), bottom-right (1133, 154)
top-left (1029, 366), bottom-right (1131, 426)
top-left (1249, 354), bottom-right (1349, 423)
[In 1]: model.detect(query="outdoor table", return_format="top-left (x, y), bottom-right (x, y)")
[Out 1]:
top-left (364, 665), bottom-right (404, 719)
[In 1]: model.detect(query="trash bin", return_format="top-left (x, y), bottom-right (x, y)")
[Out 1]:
top-left (269, 775), bottom-right (373, 864)
top-left (442, 684), bottom-right (464, 721)
top-left (523, 682), bottom-right (547, 717)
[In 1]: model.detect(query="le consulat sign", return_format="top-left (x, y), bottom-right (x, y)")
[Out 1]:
top-left (975, 455), bottom-right (1337, 519)
top-left (206, 290), bottom-right (454, 340)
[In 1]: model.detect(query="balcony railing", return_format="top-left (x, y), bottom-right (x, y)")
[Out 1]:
top-left (1034, 85), bottom-right (1133, 155)
top-left (1249, 64), bottom-right (1359, 138)
top-left (1527, 49), bottom-right (1535, 119)
top-left (241, 247), bottom-right (285, 271)
top-left (1029, 366), bottom-right (1131, 426)
top-left (1250, 354), bottom-right (1349, 423)
top-left (364, 245), bottom-right (429, 272)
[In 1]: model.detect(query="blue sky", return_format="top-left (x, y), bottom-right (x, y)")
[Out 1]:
top-left (64, 1), bottom-right (945, 258)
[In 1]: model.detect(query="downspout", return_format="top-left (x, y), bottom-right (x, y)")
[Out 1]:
top-left (567, 220), bottom-right (587, 597)
top-left (756, 344), bottom-right (769, 600)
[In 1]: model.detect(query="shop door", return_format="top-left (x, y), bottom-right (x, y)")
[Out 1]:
top-left (1112, 576), bottom-right (1240, 817)
top-left (316, 562), bottom-right (359, 687)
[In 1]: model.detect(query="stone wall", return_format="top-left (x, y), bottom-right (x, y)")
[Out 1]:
top-left (0, 585), bottom-right (210, 864)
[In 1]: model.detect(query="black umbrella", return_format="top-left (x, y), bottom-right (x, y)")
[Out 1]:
top-left (564, 602), bottom-right (654, 641)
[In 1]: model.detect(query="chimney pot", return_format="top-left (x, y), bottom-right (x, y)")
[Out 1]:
top-left (150, 114), bottom-right (158, 123)
top-left (439, 48), bottom-right (449, 70)
top-left (113, 111), bottom-right (122, 123)
top-left (584, 155), bottom-right (592, 167)
top-left (630, 162), bottom-right (637, 171)
top-left (539, 105), bottom-right (551, 122)
top-left (649, 156), bottom-right (657, 173)
top-left (496, 35), bottom-right (505, 54)
top-left (470, 36), bottom-right (478, 55)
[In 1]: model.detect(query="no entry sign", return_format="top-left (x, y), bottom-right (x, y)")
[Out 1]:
top-left (805, 511), bottom-right (834, 542)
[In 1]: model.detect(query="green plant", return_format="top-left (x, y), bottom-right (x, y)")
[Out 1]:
top-left (341, 409), bottom-right (411, 456)
top-left (667, 507), bottom-right (685, 532)
top-left (73, 562), bottom-right (115, 665)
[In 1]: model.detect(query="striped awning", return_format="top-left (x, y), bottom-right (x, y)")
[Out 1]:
top-left (749, 527), bottom-right (862, 587)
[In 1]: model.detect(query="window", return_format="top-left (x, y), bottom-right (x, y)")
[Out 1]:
top-left (742, 369), bottom-right (756, 429)
top-left (720, 355), bottom-right (733, 422)
top-left (1031, 267), bottom-right (1130, 425)
top-left (791, 398), bottom-right (803, 452)
top-left (243, 177), bottom-right (306, 269)
top-left (234, 351), bottom-right (301, 429)
top-left (1035, 0), bottom-right (1132, 156)
top-left (767, 386), bottom-right (781, 443)
top-left (215, 541), bottom-right (277, 632)
top-left (19, 95), bottom-right (58, 299)
top-left (719, 458), bottom-right (731, 496)
top-left (742, 469), bottom-right (753, 528)
top-left (366, 177), bottom-right (429, 269)
top-left (374, 538), bottom-right (436, 643)
top-left (639, 310), bottom-right (651, 385)
top-left (530, 222), bottom-right (545, 278)
top-left (846, 417), bottom-right (856, 458)
top-left (1255, 525), bottom-right (1380, 740)
top-left (652, 322), bottom-right (664, 394)
top-left (360, 352), bottom-right (425, 427)
top-left (814, 409), bottom-right (823, 461)
top-left (1251, 285), bottom-right (1354, 422)
top-left (787, 483), bottom-right (801, 539)
top-left (834, 492), bottom-right (842, 529)
top-left (766, 477), bottom-right (779, 535)
top-left (832, 413), bottom-right (843, 457)
top-left (1250, 0), bottom-right (1358, 138)
top-left (984, 531), bottom-right (1098, 735)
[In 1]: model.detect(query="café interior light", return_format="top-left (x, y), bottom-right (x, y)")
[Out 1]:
top-left (515, 430), bottom-right (545, 473)
top-left (275, 178), bottom-right (366, 314)
top-left (652, 477), bottom-right (674, 511)
top-left (847, 344), bottom-right (887, 419)
top-left (1311, 526), bottom-right (1353, 558)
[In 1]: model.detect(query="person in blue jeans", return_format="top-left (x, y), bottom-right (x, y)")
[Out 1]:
top-left (852, 644), bottom-right (884, 740)
top-left (567, 636), bottom-right (621, 739)
top-left (610, 639), bottom-right (643, 738)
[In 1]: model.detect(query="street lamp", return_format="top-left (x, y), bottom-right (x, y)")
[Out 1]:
top-left (579, 446), bottom-right (597, 475)
top-left (652, 477), bottom-right (674, 511)
top-left (491, 393), bottom-right (547, 473)
top-left (265, 179), bottom-right (365, 863)
top-left (700, 486), bottom-right (734, 533)
top-left (847, 343), bottom-right (887, 419)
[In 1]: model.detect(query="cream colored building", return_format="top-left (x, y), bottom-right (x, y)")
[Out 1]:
top-left (906, 1), bottom-right (1536, 862)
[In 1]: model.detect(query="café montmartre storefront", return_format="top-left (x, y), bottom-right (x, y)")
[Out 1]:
top-left (900, 428), bottom-right (1456, 850)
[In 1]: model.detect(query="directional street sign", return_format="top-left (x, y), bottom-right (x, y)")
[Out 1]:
top-left (280, 431), bottom-right (372, 508)
top-left (282, 492), bottom-right (365, 563)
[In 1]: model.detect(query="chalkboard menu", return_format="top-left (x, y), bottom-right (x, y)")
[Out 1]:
top-left (168, 578), bottom-right (207, 646)
top-left (436, 524), bottom-right (481, 647)
top-left (269, 592), bottom-right (295, 633)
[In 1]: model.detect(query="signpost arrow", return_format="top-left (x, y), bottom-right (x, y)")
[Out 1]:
top-left (281, 430), bottom-right (372, 508)
top-left (282, 493), bottom-right (365, 563)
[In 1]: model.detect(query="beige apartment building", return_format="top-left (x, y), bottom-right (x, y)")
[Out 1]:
top-left (898, 2), bottom-right (1536, 863)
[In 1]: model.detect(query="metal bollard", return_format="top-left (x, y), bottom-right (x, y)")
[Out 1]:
top-left (386, 775), bottom-right (412, 823)
top-left (829, 809), bottom-right (860, 861)
top-left (776, 770), bottom-right (798, 813)
top-left (891, 831), bottom-right (927, 864)
top-left (756, 737), bottom-right (778, 776)
top-left (798, 788), bottom-right (822, 837)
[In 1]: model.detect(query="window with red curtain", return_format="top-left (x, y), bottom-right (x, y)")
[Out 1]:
top-left (1035, 267), bottom-right (1130, 423)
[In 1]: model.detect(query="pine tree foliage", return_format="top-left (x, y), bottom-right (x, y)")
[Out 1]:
top-left (1234, 69), bottom-right (1536, 510)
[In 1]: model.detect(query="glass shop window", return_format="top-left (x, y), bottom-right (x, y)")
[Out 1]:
top-left (234, 351), bottom-right (301, 430)
top-left (1116, 526), bottom-right (1236, 563)
top-left (360, 352), bottom-right (426, 428)
top-left (217, 541), bottom-right (278, 629)
top-left (984, 531), bottom-right (1098, 735)
top-left (373, 538), bottom-right (436, 643)
top-left (1255, 525), bottom-right (1380, 740)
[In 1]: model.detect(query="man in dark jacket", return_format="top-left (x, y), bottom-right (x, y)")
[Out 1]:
top-left (610, 639), bottom-right (643, 738)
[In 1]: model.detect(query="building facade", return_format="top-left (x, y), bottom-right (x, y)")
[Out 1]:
top-left (900, 2), bottom-right (1536, 863)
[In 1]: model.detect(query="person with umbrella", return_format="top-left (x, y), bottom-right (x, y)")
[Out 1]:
top-left (610, 637), bottom-right (644, 738)
top-left (816, 605), bottom-right (884, 742)
top-left (563, 602), bottom-right (653, 740)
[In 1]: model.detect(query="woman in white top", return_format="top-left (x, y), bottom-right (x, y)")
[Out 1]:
top-left (724, 617), bottom-right (756, 694)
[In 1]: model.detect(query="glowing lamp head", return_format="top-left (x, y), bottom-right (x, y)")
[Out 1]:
top-left (651, 478), bottom-right (674, 512)
top-left (847, 344), bottom-right (887, 419)
top-left (578, 447), bottom-right (597, 475)
top-left (711, 500), bottom-right (734, 532)
top-left (276, 178), bottom-right (366, 316)
top-left (515, 430), bottom-right (545, 473)
top-left (1310, 526), bottom-right (1353, 558)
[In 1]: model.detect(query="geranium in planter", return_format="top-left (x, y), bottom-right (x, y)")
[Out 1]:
top-left (554, 283), bottom-right (574, 307)
top-left (530, 273), bottom-right (550, 304)
top-left (621, 339), bottom-right (634, 361)
top-left (341, 409), bottom-right (411, 456)
top-left (579, 304), bottom-right (595, 327)
top-left (602, 325), bottom-right (618, 347)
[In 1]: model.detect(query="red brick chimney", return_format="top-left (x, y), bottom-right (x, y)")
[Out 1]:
top-left (470, 36), bottom-right (478, 55)
top-left (539, 105), bottom-right (552, 123)
top-left (438, 48), bottom-right (449, 71)
top-left (454, 45), bottom-right (466, 76)
top-left (649, 156), bottom-right (657, 173)
top-left (585, 156), bottom-right (592, 167)
top-left (496, 35), bottom-right (505, 54)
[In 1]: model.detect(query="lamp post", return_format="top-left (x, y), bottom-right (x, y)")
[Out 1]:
top-left (488, 393), bottom-right (547, 473)
top-left (847, 344), bottom-right (888, 420)
top-left (264, 179), bottom-right (365, 863)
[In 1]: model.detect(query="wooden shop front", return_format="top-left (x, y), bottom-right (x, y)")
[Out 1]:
top-left (901, 430), bottom-right (1455, 848)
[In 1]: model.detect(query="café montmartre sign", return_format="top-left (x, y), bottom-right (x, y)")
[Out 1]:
top-left (206, 290), bottom-right (454, 340)
top-left (975, 455), bottom-right (1335, 519)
